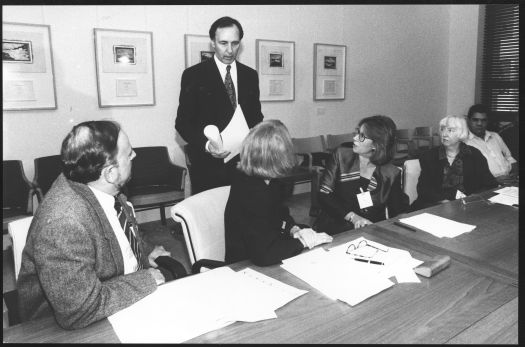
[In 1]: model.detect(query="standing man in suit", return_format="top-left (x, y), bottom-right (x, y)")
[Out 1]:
top-left (17, 120), bottom-right (186, 330)
top-left (176, 16), bottom-right (264, 194)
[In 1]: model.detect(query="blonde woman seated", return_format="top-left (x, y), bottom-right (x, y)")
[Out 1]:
top-left (411, 115), bottom-right (497, 211)
top-left (314, 115), bottom-right (409, 235)
top-left (225, 120), bottom-right (333, 266)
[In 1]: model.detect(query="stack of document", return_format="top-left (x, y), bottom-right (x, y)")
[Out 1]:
top-left (281, 237), bottom-right (423, 307)
top-left (398, 213), bottom-right (476, 238)
top-left (108, 267), bottom-right (307, 343)
top-left (489, 186), bottom-right (519, 206)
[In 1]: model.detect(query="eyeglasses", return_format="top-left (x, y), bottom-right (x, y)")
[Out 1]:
top-left (354, 128), bottom-right (370, 142)
top-left (439, 126), bottom-right (458, 134)
top-left (346, 239), bottom-right (388, 258)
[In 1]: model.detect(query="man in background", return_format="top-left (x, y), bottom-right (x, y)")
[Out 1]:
top-left (176, 16), bottom-right (263, 194)
top-left (17, 120), bottom-right (185, 330)
top-left (464, 104), bottom-right (517, 183)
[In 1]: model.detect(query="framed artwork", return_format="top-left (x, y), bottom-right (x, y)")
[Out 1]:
top-left (94, 28), bottom-right (155, 107)
top-left (256, 39), bottom-right (294, 101)
top-left (2, 22), bottom-right (57, 111)
top-left (184, 34), bottom-right (214, 68)
top-left (313, 43), bottom-right (346, 100)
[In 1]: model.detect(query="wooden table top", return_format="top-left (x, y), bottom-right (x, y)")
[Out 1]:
top-left (3, 190), bottom-right (518, 343)
top-left (377, 189), bottom-right (518, 286)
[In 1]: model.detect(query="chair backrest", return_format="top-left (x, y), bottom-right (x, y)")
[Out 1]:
top-left (325, 132), bottom-right (355, 150)
top-left (127, 146), bottom-right (185, 191)
top-left (414, 126), bottom-right (433, 137)
top-left (170, 186), bottom-right (230, 265)
top-left (8, 216), bottom-right (33, 280)
top-left (402, 159), bottom-right (421, 205)
top-left (34, 155), bottom-right (62, 197)
top-left (292, 135), bottom-right (326, 154)
top-left (3, 160), bottom-right (33, 213)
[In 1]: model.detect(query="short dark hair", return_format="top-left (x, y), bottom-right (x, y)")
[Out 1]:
top-left (358, 115), bottom-right (397, 166)
top-left (467, 104), bottom-right (489, 118)
top-left (61, 120), bottom-right (121, 184)
top-left (209, 16), bottom-right (244, 40)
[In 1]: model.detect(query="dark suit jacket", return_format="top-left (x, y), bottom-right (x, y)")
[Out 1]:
top-left (412, 143), bottom-right (498, 210)
top-left (224, 170), bottom-right (304, 267)
top-left (17, 174), bottom-right (157, 329)
top-left (175, 59), bottom-right (264, 193)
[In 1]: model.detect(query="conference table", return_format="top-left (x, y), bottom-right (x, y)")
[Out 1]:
top-left (3, 188), bottom-right (518, 343)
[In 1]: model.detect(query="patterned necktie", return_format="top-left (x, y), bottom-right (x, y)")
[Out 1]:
top-left (114, 195), bottom-right (143, 270)
top-left (224, 64), bottom-right (237, 109)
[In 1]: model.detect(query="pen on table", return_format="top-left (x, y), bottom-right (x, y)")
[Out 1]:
top-left (352, 257), bottom-right (384, 265)
top-left (393, 221), bottom-right (417, 232)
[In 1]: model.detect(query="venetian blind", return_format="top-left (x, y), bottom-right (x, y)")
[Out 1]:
top-left (481, 4), bottom-right (519, 122)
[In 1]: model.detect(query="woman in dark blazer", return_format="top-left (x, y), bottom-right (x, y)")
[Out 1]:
top-left (412, 115), bottom-right (497, 211)
top-left (314, 115), bottom-right (409, 235)
top-left (224, 120), bottom-right (332, 266)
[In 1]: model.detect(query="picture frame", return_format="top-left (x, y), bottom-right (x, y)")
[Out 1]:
top-left (184, 34), bottom-right (214, 68)
top-left (256, 39), bottom-right (294, 101)
top-left (2, 22), bottom-right (57, 111)
top-left (94, 28), bottom-right (155, 107)
top-left (313, 43), bottom-right (346, 100)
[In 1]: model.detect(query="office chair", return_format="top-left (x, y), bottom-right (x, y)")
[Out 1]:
top-left (170, 186), bottom-right (230, 274)
top-left (33, 155), bottom-right (62, 202)
top-left (124, 146), bottom-right (187, 225)
top-left (325, 132), bottom-right (355, 151)
top-left (8, 216), bottom-right (33, 281)
top-left (3, 160), bottom-right (35, 232)
top-left (402, 159), bottom-right (421, 205)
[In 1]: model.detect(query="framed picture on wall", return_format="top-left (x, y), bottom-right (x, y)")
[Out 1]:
top-left (184, 34), bottom-right (214, 68)
top-left (313, 43), bottom-right (346, 100)
top-left (94, 28), bottom-right (155, 107)
top-left (2, 22), bottom-right (58, 111)
top-left (256, 39), bottom-right (294, 101)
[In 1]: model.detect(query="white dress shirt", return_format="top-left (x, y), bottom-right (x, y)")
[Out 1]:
top-left (89, 186), bottom-right (139, 274)
top-left (465, 130), bottom-right (516, 177)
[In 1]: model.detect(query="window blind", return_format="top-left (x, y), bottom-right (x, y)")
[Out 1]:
top-left (481, 4), bottom-right (519, 122)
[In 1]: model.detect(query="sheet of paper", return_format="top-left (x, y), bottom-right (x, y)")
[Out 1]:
top-left (108, 266), bottom-right (305, 343)
top-left (489, 193), bottom-right (518, 206)
top-left (399, 213), bottom-right (476, 238)
top-left (221, 105), bottom-right (249, 163)
top-left (494, 186), bottom-right (519, 198)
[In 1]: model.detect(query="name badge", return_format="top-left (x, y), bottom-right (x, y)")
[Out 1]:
top-left (357, 191), bottom-right (373, 209)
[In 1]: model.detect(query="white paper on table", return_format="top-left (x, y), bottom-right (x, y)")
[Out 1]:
top-left (221, 105), bottom-right (249, 163)
top-left (489, 193), bottom-right (518, 206)
top-left (494, 186), bottom-right (519, 198)
top-left (108, 266), bottom-right (304, 343)
top-left (281, 246), bottom-right (394, 306)
top-left (399, 213), bottom-right (476, 238)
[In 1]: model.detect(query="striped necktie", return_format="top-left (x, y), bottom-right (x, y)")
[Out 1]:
top-left (114, 194), bottom-right (143, 270)
top-left (224, 64), bottom-right (237, 109)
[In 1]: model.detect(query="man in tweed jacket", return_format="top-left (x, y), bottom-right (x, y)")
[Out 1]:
top-left (17, 121), bottom-right (171, 329)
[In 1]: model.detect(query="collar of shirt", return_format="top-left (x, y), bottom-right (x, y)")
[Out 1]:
top-left (88, 185), bottom-right (118, 216)
top-left (438, 142), bottom-right (471, 160)
top-left (214, 55), bottom-right (238, 92)
top-left (468, 130), bottom-right (494, 142)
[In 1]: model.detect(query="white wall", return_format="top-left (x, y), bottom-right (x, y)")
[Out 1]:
top-left (2, 4), bottom-right (480, 220)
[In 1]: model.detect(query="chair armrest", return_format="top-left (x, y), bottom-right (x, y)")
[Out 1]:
top-left (34, 187), bottom-right (45, 203)
top-left (191, 259), bottom-right (226, 274)
top-left (166, 164), bottom-right (187, 191)
top-left (295, 152), bottom-right (313, 170)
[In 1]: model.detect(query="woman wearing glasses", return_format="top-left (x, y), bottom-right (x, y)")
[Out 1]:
top-left (225, 120), bottom-right (333, 266)
top-left (411, 115), bottom-right (497, 211)
top-left (314, 115), bottom-right (408, 235)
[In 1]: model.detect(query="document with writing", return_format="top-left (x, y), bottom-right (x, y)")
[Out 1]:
top-left (221, 105), bottom-right (249, 163)
top-left (281, 243), bottom-right (397, 306)
top-left (398, 213), bottom-right (476, 238)
top-left (489, 186), bottom-right (519, 206)
top-left (108, 266), bottom-right (306, 343)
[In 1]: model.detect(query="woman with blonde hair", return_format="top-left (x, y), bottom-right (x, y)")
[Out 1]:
top-left (412, 115), bottom-right (497, 210)
top-left (225, 119), bottom-right (332, 266)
